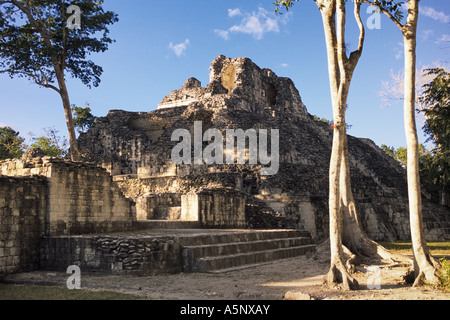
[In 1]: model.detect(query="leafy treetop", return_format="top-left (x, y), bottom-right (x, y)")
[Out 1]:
top-left (0, 0), bottom-right (119, 91)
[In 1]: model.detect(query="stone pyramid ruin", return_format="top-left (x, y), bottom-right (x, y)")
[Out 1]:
top-left (76, 55), bottom-right (450, 242)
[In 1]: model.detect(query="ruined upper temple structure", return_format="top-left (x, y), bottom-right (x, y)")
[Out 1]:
top-left (157, 55), bottom-right (307, 117)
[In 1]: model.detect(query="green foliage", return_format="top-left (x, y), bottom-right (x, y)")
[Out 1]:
top-left (312, 115), bottom-right (353, 130)
top-left (274, 0), bottom-right (405, 21)
top-left (274, 0), bottom-right (299, 14)
top-left (72, 103), bottom-right (97, 134)
top-left (312, 115), bottom-right (332, 126)
top-left (31, 128), bottom-right (68, 158)
top-left (0, 0), bottom-right (119, 88)
top-left (0, 126), bottom-right (25, 160)
top-left (419, 150), bottom-right (446, 204)
top-left (419, 68), bottom-right (450, 203)
top-left (366, 0), bottom-right (405, 23)
top-left (381, 144), bottom-right (446, 204)
top-left (438, 258), bottom-right (450, 290)
top-left (381, 144), bottom-right (408, 167)
top-left (420, 68), bottom-right (450, 151)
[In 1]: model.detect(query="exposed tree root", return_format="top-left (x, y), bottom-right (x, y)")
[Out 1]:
top-left (317, 237), bottom-right (414, 291)
top-left (318, 238), bottom-right (411, 268)
top-left (412, 254), bottom-right (442, 287)
top-left (348, 237), bottom-right (412, 265)
top-left (324, 259), bottom-right (359, 291)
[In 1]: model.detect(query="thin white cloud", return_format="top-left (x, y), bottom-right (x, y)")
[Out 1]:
top-left (420, 5), bottom-right (450, 24)
top-left (168, 39), bottom-right (190, 57)
top-left (214, 29), bottom-right (229, 40)
top-left (436, 34), bottom-right (450, 44)
top-left (420, 29), bottom-right (434, 41)
top-left (228, 8), bottom-right (241, 18)
top-left (280, 63), bottom-right (289, 68)
top-left (394, 41), bottom-right (403, 60)
top-left (215, 7), bottom-right (290, 40)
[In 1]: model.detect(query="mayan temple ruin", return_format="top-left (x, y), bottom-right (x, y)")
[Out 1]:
top-left (1, 55), bottom-right (449, 277)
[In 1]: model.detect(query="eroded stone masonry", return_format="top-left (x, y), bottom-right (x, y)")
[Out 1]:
top-left (77, 55), bottom-right (449, 241)
top-left (1, 55), bottom-right (449, 277)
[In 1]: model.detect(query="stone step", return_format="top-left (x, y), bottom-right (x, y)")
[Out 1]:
top-left (38, 229), bottom-right (315, 275)
top-left (133, 220), bottom-right (201, 230)
top-left (186, 244), bottom-right (316, 273)
top-left (179, 230), bottom-right (315, 273)
top-left (182, 237), bottom-right (311, 260)
top-left (178, 229), bottom-right (309, 246)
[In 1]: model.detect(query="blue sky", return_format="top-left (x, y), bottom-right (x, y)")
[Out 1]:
top-left (1, 0), bottom-right (449, 149)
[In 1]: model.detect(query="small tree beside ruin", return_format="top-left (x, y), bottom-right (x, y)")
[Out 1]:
top-left (0, 0), bottom-right (118, 161)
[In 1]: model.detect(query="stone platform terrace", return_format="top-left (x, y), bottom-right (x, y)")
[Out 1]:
top-left (39, 222), bottom-right (316, 276)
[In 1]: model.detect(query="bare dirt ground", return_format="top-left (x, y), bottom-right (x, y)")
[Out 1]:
top-left (4, 243), bottom-right (449, 300)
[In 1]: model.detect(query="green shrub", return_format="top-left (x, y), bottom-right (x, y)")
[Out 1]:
top-left (438, 258), bottom-right (450, 290)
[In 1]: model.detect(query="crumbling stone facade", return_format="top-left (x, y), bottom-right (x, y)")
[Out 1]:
top-left (76, 55), bottom-right (449, 242)
top-left (181, 189), bottom-right (246, 228)
top-left (0, 157), bottom-right (137, 277)
top-left (0, 176), bottom-right (47, 277)
top-left (0, 157), bottom-right (136, 236)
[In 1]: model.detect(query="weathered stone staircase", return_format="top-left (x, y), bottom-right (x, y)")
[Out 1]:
top-left (39, 222), bottom-right (316, 276)
top-left (179, 230), bottom-right (315, 273)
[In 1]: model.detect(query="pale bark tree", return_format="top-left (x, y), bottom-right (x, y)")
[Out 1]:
top-left (275, 0), bottom-right (411, 290)
top-left (363, 0), bottom-right (441, 287)
top-left (320, 0), bottom-right (363, 290)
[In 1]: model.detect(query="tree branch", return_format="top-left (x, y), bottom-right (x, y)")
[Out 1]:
top-left (32, 62), bottom-right (52, 87)
top-left (362, 0), bottom-right (405, 31)
top-left (0, 69), bottom-right (60, 93)
top-left (317, 0), bottom-right (341, 97)
top-left (336, 0), bottom-right (348, 67)
top-left (336, 0), bottom-right (349, 106)
top-left (348, 0), bottom-right (365, 66)
top-left (10, 0), bottom-right (53, 44)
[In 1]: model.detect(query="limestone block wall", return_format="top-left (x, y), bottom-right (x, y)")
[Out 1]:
top-left (181, 189), bottom-right (246, 227)
top-left (40, 235), bottom-right (182, 275)
top-left (0, 176), bottom-right (47, 278)
top-left (0, 158), bottom-right (136, 236)
top-left (46, 161), bottom-right (135, 235)
top-left (136, 193), bottom-right (181, 220)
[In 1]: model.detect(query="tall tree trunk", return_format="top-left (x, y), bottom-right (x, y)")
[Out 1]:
top-left (325, 111), bottom-right (359, 290)
top-left (319, 0), bottom-right (358, 290)
top-left (53, 60), bottom-right (80, 161)
top-left (59, 83), bottom-right (80, 162)
top-left (402, 0), bottom-right (440, 286)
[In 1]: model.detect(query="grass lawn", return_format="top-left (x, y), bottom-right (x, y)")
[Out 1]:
top-left (0, 284), bottom-right (146, 300)
top-left (378, 241), bottom-right (450, 256)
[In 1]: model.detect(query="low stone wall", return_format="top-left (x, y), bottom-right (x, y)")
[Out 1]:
top-left (0, 176), bottom-right (47, 278)
top-left (40, 235), bottom-right (182, 275)
top-left (0, 157), bottom-right (136, 236)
